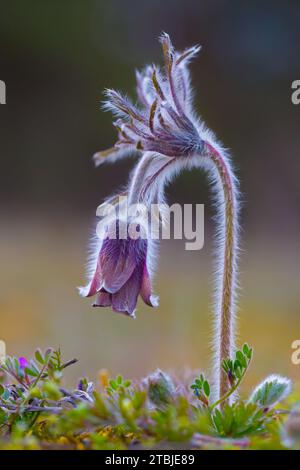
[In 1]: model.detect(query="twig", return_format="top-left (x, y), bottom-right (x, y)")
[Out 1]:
top-left (0, 403), bottom-right (63, 414)
top-left (273, 409), bottom-right (290, 416)
top-left (60, 358), bottom-right (79, 370)
top-left (29, 358), bottom-right (78, 385)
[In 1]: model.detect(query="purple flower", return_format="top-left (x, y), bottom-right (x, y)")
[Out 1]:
top-left (81, 34), bottom-right (208, 318)
top-left (19, 357), bottom-right (28, 370)
top-left (81, 34), bottom-right (232, 331)
top-left (82, 33), bottom-right (241, 402)
top-left (79, 219), bottom-right (158, 317)
top-left (93, 33), bottom-right (204, 166)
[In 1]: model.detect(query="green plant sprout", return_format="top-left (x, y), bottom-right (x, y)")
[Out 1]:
top-left (191, 344), bottom-right (253, 411)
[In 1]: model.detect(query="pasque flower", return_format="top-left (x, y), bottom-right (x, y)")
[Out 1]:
top-left (93, 33), bottom-right (203, 165)
top-left (79, 215), bottom-right (158, 318)
top-left (81, 33), bottom-right (240, 404)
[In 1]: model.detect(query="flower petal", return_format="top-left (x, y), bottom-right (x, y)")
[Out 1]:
top-left (140, 266), bottom-right (159, 307)
top-left (111, 266), bottom-right (143, 317)
top-left (93, 146), bottom-right (135, 167)
top-left (78, 259), bottom-right (102, 297)
top-left (100, 236), bottom-right (147, 294)
top-left (93, 292), bottom-right (112, 308)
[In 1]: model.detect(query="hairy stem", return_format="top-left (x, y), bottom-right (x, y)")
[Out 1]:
top-left (128, 144), bottom-right (239, 405)
top-left (206, 142), bottom-right (238, 405)
top-left (128, 153), bottom-right (157, 206)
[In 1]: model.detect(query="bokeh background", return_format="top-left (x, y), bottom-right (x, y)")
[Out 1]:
top-left (0, 0), bottom-right (299, 391)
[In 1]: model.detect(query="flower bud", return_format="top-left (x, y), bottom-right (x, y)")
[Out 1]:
top-left (249, 375), bottom-right (292, 408)
top-left (120, 397), bottom-right (135, 420)
top-left (147, 369), bottom-right (175, 406)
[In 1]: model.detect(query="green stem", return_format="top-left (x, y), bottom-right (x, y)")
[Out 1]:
top-left (209, 358), bottom-right (251, 411)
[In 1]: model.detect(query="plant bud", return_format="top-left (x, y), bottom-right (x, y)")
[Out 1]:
top-left (147, 369), bottom-right (175, 406)
top-left (249, 375), bottom-right (292, 408)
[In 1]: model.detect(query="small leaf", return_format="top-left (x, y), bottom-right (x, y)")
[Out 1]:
top-left (236, 351), bottom-right (247, 369)
top-left (222, 361), bottom-right (229, 373)
top-left (35, 349), bottom-right (44, 365)
top-left (13, 358), bottom-right (20, 374)
top-left (249, 375), bottom-right (292, 407)
top-left (147, 370), bottom-right (175, 406)
top-left (2, 389), bottom-right (10, 401)
top-left (213, 409), bottom-right (223, 434)
top-left (203, 380), bottom-right (210, 398)
top-left (242, 343), bottom-right (250, 358)
top-left (24, 366), bottom-right (39, 377)
top-left (109, 380), bottom-right (118, 391)
top-left (116, 375), bottom-right (123, 385)
top-left (44, 348), bottom-right (53, 362)
top-left (5, 357), bottom-right (13, 370)
top-left (29, 360), bottom-right (40, 375)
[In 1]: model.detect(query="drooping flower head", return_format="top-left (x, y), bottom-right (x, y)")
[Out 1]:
top-left (81, 34), bottom-right (211, 317)
top-left (79, 206), bottom-right (158, 318)
top-left (80, 29), bottom-right (238, 384)
top-left (82, 32), bottom-right (243, 404)
top-left (93, 33), bottom-right (204, 166)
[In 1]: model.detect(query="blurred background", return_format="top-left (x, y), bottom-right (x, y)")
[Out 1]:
top-left (0, 0), bottom-right (299, 390)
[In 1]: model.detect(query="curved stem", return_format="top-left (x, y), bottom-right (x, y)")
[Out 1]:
top-left (205, 142), bottom-right (239, 405)
top-left (128, 153), bottom-right (157, 206)
top-left (128, 153), bottom-right (174, 206)
top-left (209, 355), bottom-right (251, 411)
top-left (129, 144), bottom-right (239, 406)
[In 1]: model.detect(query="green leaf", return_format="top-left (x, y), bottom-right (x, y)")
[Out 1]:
top-left (213, 409), bottom-right (223, 434)
top-left (35, 349), bottom-right (44, 365)
top-left (43, 349), bottom-right (53, 366)
top-left (236, 351), bottom-right (247, 369)
top-left (13, 358), bottom-right (20, 374)
top-left (116, 375), bottom-right (123, 385)
top-left (222, 362), bottom-right (229, 373)
top-left (249, 375), bottom-right (292, 407)
top-left (2, 389), bottom-right (10, 401)
top-left (109, 380), bottom-right (118, 391)
top-left (212, 402), bottom-right (267, 437)
top-left (30, 361), bottom-right (40, 375)
top-left (203, 380), bottom-right (210, 398)
top-left (243, 343), bottom-right (250, 356)
top-left (24, 367), bottom-right (37, 377)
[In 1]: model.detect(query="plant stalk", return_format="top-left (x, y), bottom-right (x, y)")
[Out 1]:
top-left (206, 142), bottom-right (238, 405)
